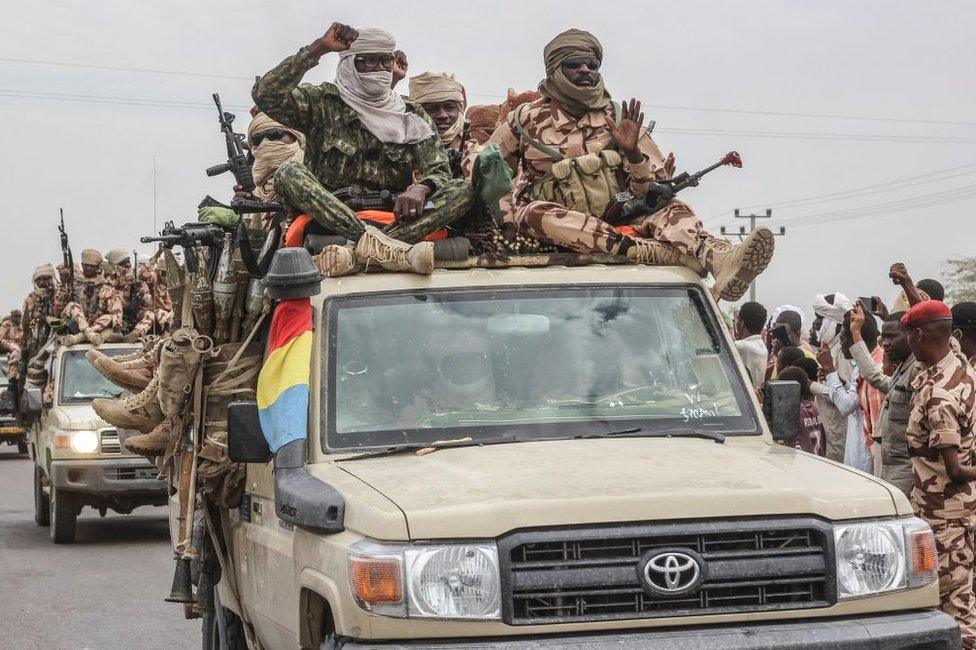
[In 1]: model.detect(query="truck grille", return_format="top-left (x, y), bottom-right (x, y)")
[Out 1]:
top-left (99, 428), bottom-right (121, 454)
top-left (499, 519), bottom-right (834, 625)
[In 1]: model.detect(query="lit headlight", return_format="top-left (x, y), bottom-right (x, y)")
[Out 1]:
top-left (70, 430), bottom-right (99, 453)
top-left (348, 540), bottom-right (500, 619)
top-left (834, 517), bottom-right (937, 599)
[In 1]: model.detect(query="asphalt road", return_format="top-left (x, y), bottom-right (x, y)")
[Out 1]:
top-left (0, 448), bottom-right (199, 649)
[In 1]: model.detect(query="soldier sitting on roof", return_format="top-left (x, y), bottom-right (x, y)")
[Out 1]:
top-left (61, 248), bottom-right (123, 346)
top-left (106, 248), bottom-right (156, 342)
top-left (487, 29), bottom-right (775, 302)
top-left (252, 22), bottom-right (474, 277)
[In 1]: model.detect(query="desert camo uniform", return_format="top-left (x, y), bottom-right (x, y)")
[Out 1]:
top-left (63, 272), bottom-right (123, 336)
top-left (113, 264), bottom-right (156, 337)
top-left (0, 316), bottom-right (22, 380)
top-left (489, 98), bottom-right (706, 256)
top-left (150, 269), bottom-right (174, 330)
top-left (906, 349), bottom-right (976, 646)
top-left (252, 47), bottom-right (474, 244)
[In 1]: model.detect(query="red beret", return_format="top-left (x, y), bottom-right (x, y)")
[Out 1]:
top-left (901, 299), bottom-right (952, 328)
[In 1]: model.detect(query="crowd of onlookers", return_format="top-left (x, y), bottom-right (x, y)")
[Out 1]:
top-left (732, 262), bottom-right (976, 645)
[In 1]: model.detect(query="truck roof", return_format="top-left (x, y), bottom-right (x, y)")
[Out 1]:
top-left (316, 260), bottom-right (706, 298)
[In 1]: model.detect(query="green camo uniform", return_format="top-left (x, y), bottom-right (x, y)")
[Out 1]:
top-left (252, 47), bottom-right (473, 243)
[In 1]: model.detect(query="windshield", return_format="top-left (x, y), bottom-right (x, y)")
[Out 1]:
top-left (59, 348), bottom-right (139, 404)
top-left (324, 286), bottom-right (757, 451)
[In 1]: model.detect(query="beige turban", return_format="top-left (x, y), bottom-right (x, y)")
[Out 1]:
top-left (32, 263), bottom-right (55, 283)
top-left (247, 112), bottom-right (306, 203)
top-left (409, 72), bottom-right (467, 147)
top-left (539, 29), bottom-right (611, 114)
top-left (81, 249), bottom-right (102, 265)
top-left (106, 248), bottom-right (129, 267)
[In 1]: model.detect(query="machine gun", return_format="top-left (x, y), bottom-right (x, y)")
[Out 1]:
top-left (141, 221), bottom-right (226, 274)
top-left (58, 208), bottom-right (74, 297)
top-left (333, 185), bottom-right (435, 212)
top-left (205, 94), bottom-right (255, 192)
top-left (602, 151), bottom-right (743, 226)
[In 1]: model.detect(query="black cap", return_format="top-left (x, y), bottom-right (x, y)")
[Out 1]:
top-left (952, 302), bottom-right (976, 331)
top-left (263, 247), bottom-right (322, 299)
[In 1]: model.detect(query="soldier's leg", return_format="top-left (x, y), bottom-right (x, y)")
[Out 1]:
top-left (628, 200), bottom-right (707, 257)
top-left (62, 302), bottom-right (90, 332)
top-left (516, 200), bottom-right (629, 254)
top-left (132, 309), bottom-right (155, 337)
top-left (4, 344), bottom-right (20, 381)
top-left (386, 179), bottom-right (475, 244)
top-left (273, 162), bottom-right (366, 241)
top-left (932, 521), bottom-right (976, 647)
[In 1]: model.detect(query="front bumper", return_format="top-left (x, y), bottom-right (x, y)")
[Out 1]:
top-left (49, 457), bottom-right (166, 496)
top-left (343, 610), bottom-right (960, 649)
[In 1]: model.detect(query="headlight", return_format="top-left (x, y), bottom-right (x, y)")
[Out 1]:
top-left (55, 430), bottom-right (99, 453)
top-left (348, 540), bottom-right (500, 620)
top-left (834, 517), bottom-right (937, 599)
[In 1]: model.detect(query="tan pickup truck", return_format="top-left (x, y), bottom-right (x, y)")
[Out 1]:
top-left (200, 260), bottom-right (958, 649)
top-left (26, 342), bottom-right (167, 543)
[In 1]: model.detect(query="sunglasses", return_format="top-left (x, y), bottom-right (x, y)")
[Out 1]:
top-left (354, 53), bottom-right (395, 71)
top-left (250, 128), bottom-right (289, 148)
top-left (561, 57), bottom-right (601, 71)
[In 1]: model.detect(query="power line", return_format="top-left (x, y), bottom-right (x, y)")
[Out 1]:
top-left (0, 88), bottom-right (250, 112)
top-left (775, 185), bottom-right (976, 227)
top-left (655, 126), bottom-right (976, 145)
top-left (3, 55), bottom-right (975, 127)
top-left (704, 161), bottom-right (976, 223)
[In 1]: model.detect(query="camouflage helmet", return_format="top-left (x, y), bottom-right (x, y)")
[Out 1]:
top-left (105, 248), bottom-right (129, 267)
top-left (81, 248), bottom-right (103, 266)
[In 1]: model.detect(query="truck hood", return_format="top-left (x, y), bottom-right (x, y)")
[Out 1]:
top-left (336, 438), bottom-right (901, 539)
top-left (50, 403), bottom-right (106, 431)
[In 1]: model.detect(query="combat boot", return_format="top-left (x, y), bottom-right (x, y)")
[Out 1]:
top-left (157, 328), bottom-right (209, 419)
top-left (84, 329), bottom-right (105, 346)
top-left (122, 420), bottom-right (171, 457)
top-left (87, 352), bottom-right (154, 393)
top-left (627, 239), bottom-right (705, 275)
top-left (61, 332), bottom-right (88, 346)
top-left (314, 245), bottom-right (363, 278)
top-left (92, 374), bottom-right (164, 434)
top-left (87, 336), bottom-right (164, 368)
top-left (354, 225), bottom-right (434, 275)
top-left (696, 229), bottom-right (775, 302)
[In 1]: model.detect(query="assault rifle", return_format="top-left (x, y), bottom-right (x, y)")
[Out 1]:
top-left (205, 93), bottom-right (255, 192)
top-left (58, 208), bottom-right (74, 297)
top-left (602, 151), bottom-right (743, 226)
top-left (141, 221), bottom-right (226, 274)
top-left (333, 185), bottom-right (435, 212)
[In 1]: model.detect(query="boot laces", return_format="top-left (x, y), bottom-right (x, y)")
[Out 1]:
top-left (358, 231), bottom-right (409, 269)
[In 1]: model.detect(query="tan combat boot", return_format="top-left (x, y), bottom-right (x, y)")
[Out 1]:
top-left (697, 229), bottom-right (775, 302)
top-left (87, 354), bottom-right (154, 393)
top-left (354, 225), bottom-right (434, 275)
top-left (88, 336), bottom-right (164, 367)
top-left (84, 329), bottom-right (105, 346)
top-left (61, 332), bottom-right (88, 346)
top-left (627, 239), bottom-right (706, 275)
top-left (314, 245), bottom-right (363, 278)
top-left (92, 374), bottom-right (165, 434)
top-left (122, 420), bottom-right (171, 457)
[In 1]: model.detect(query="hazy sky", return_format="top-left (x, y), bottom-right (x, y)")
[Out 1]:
top-left (1, 1), bottom-right (974, 320)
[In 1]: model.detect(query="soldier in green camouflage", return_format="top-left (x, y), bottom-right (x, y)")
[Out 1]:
top-left (252, 22), bottom-right (474, 275)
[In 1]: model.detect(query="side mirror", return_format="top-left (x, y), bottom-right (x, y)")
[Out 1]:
top-left (763, 380), bottom-right (800, 441)
top-left (25, 387), bottom-right (44, 414)
top-left (227, 402), bottom-right (272, 463)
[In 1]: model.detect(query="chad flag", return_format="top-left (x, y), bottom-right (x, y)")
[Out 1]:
top-left (257, 298), bottom-right (312, 453)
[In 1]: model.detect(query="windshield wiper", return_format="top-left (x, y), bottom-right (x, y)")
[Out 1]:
top-left (335, 435), bottom-right (519, 462)
top-left (575, 426), bottom-right (725, 444)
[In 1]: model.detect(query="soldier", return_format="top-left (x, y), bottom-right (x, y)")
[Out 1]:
top-left (487, 29), bottom-right (774, 301)
top-left (107, 249), bottom-right (157, 342)
top-left (252, 22), bottom-right (474, 275)
top-left (61, 248), bottom-right (123, 346)
top-left (14, 264), bottom-right (57, 397)
top-left (902, 300), bottom-right (976, 646)
top-left (151, 257), bottom-right (174, 331)
top-left (408, 72), bottom-right (469, 177)
top-left (0, 310), bottom-right (22, 347)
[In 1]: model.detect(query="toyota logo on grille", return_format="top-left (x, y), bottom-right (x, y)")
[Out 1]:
top-left (638, 549), bottom-right (704, 597)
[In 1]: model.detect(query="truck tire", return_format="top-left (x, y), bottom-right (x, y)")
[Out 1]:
top-left (202, 587), bottom-right (247, 650)
top-left (17, 439), bottom-right (28, 454)
top-left (34, 465), bottom-right (50, 526)
top-left (49, 485), bottom-right (78, 544)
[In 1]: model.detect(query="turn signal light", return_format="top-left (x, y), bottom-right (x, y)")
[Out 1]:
top-left (350, 557), bottom-right (403, 606)
top-left (909, 528), bottom-right (937, 575)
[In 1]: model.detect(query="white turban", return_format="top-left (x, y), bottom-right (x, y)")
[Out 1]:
top-left (106, 248), bottom-right (129, 267)
top-left (409, 71), bottom-right (467, 147)
top-left (813, 292), bottom-right (853, 382)
top-left (334, 27), bottom-right (433, 145)
top-left (32, 263), bottom-right (55, 283)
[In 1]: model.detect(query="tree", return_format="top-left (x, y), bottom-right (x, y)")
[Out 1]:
top-left (944, 257), bottom-right (976, 303)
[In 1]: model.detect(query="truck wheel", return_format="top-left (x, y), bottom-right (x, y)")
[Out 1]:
top-left (49, 485), bottom-right (78, 544)
top-left (33, 465), bottom-right (50, 527)
top-left (202, 586), bottom-right (247, 650)
top-left (17, 439), bottom-right (28, 454)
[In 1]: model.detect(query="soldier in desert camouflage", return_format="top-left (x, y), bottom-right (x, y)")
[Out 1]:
top-left (902, 300), bottom-right (976, 647)
top-left (106, 248), bottom-right (156, 342)
top-left (487, 28), bottom-right (774, 301)
top-left (61, 248), bottom-right (123, 346)
top-left (252, 21), bottom-right (474, 276)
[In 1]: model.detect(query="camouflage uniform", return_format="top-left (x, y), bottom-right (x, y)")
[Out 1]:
top-left (252, 47), bottom-right (473, 244)
top-left (906, 349), bottom-right (976, 646)
top-left (113, 265), bottom-right (156, 336)
top-left (0, 316), bottom-right (22, 381)
top-left (63, 274), bottom-right (123, 335)
top-left (150, 268), bottom-right (174, 330)
top-left (489, 98), bottom-right (705, 256)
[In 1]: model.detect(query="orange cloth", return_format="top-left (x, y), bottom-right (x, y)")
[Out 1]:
top-left (285, 212), bottom-right (448, 247)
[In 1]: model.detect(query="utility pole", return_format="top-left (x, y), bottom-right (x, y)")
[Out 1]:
top-left (720, 209), bottom-right (786, 303)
